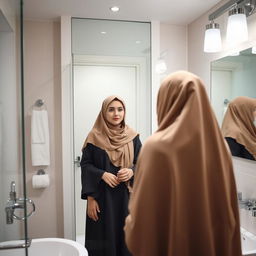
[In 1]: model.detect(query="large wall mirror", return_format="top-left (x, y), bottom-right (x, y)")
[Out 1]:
top-left (211, 47), bottom-right (256, 161)
top-left (71, 18), bottom-right (151, 244)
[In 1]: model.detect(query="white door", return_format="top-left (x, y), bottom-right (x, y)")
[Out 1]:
top-left (73, 60), bottom-right (150, 243)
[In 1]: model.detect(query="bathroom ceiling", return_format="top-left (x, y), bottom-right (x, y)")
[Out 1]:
top-left (23, 0), bottom-right (222, 25)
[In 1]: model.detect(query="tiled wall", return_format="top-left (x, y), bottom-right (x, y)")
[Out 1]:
top-left (233, 157), bottom-right (256, 235)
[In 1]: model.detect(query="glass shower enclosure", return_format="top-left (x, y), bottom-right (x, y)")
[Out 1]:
top-left (0, 0), bottom-right (33, 255)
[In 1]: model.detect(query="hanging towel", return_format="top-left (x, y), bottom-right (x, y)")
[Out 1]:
top-left (31, 110), bottom-right (50, 166)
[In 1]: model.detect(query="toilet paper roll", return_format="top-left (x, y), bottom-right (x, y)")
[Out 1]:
top-left (32, 174), bottom-right (50, 189)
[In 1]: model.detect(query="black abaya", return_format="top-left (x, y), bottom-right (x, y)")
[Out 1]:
top-left (81, 135), bottom-right (142, 256)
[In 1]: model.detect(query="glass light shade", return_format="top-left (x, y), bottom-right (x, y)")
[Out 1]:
top-left (252, 46), bottom-right (256, 54)
top-left (204, 26), bottom-right (222, 53)
top-left (155, 59), bottom-right (167, 74)
top-left (226, 9), bottom-right (248, 46)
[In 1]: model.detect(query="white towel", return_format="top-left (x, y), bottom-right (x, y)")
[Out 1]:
top-left (31, 110), bottom-right (50, 166)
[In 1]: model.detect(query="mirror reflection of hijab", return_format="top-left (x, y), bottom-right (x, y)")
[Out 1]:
top-left (82, 95), bottom-right (137, 168)
top-left (125, 71), bottom-right (241, 256)
top-left (221, 96), bottom-right (256, 159)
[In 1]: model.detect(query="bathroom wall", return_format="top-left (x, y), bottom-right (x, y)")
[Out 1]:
top-left (24, 20), bottom-right (63, 238)
top-left (188, 0), bottom-right (256, 235)
top-left (160, 23), bottom-right (188, 75)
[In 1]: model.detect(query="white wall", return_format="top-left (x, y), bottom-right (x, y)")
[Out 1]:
top-left (160, 23), bottom-right (188, 76)
top-left (0, 0), bottom-right (15, 30)
top-left (150, 22), bottom-right (187, 131)
top-left (188, 0), bottom-right (256, 234)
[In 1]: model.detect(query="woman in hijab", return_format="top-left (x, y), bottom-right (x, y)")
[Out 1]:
top-left (81, 95), bottom-right (142, 256)
top-left (124, 71), bottom-right (241, 256)
top-left (221, 96), bottom-right (256, 161)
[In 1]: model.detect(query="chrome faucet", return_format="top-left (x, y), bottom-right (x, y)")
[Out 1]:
top-left (5, 181), bottom-right (17, 224)
top-left (5, 181), bottom-right (35, 224)
top-left (238, 192), bottom-right (256, 217)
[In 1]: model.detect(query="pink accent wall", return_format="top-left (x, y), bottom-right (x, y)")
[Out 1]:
top-left (24, 20), bottom-right (63, 238)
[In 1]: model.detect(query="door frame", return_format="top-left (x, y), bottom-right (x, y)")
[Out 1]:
top-left (61, 17), bottom-right (159, 239)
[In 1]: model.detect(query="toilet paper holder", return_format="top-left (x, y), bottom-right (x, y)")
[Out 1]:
top-left (37, 169), bottom-right (45, 175)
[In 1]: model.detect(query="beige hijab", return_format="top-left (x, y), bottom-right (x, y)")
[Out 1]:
top-left (125, 71), bottom-right (241, 256)
top-left (221, 96), bottom-right (256, 159)
top-left (82, 96), bottom-right (137, 168)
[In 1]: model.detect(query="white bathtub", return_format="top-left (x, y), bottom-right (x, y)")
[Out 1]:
top-left (0, 238), bottom-right (88, 256)
top-left (241, 227), bottom-right (256, 256)
top-left (1, 230), bottom-right (255, 256)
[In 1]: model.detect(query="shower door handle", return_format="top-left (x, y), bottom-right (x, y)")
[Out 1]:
top-left (0, 238), bottom-right (31, 250)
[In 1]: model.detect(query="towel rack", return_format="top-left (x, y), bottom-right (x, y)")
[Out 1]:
top-left (34, 99), bottom-right (44, 107)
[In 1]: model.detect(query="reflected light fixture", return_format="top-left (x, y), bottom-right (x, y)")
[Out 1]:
top-left (203, 0), bottom-right (256, 53)
top-left (226, 7), bottom-right (248, 46)
top-left (155, 59), bottom-right (167, 74)
top-left (110, 6), bottom-right (120, 12)
top-left (156, 50), bottom-right (168, 74)
top-left (204, 21), bottom-right (222, 53)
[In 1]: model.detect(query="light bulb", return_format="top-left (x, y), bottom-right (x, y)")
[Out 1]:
top-left (155, 59), bottom-right (167, 74)
top-left (110, 6), bottom-right (120, 12)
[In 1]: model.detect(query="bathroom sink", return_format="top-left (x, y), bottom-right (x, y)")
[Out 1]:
top-left (241, 227), bottom-right (256, 256)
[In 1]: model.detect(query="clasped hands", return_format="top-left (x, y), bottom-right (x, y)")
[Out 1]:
top-left (102, 168), bottom-right (133, 188)
top-left (87, 168), bottom-right (133, 221)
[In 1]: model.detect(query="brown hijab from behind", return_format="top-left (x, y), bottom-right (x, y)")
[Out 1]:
top-left (82, 95), bottom-right (137, 168)
top-left (124, 71), bottom-right (241, 256)
top-left (221, 96), bottom-right (256, 159)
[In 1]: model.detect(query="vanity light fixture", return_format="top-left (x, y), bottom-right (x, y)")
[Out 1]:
top-left (226, 7), bottom-right (248, 46)
top-left (110, 6), bottom-right (120, 12)
top-left (204, 21), bottom-right (222, 53)
top-left (203, 0), bottom-right (256, 53)
top-left (155, 50), bottom-right (168, 74)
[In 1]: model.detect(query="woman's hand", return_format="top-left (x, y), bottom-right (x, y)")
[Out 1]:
top-left (87, 196), bottom-right (100, 221)
top-left (102, 172), bottom-right (120, 188)
top-left (117, 168), bottom-right (133, 182)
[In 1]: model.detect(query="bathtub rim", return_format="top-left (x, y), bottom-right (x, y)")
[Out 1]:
top-left (31, 238), bottom-right (87, 255)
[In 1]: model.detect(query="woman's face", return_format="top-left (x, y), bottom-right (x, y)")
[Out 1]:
top-left (105, 100), bottom-right (125, 128)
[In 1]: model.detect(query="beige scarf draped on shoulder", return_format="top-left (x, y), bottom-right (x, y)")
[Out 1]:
top-left (82, 95), bottom-right (137, 168)
top-left (124, 71), bottom-right (241, 256)
top-left (221, 96), bottom-right (256, 159)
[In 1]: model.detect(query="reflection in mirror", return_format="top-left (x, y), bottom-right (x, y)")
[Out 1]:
top-left (71, 18), bottom-right (151, 252)
top-left (211, 47), bottom-right (256, 161)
